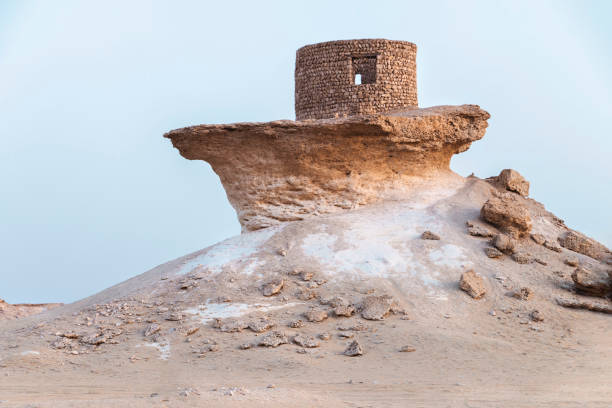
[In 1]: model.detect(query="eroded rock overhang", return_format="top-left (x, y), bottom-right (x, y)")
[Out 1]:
top-left (164, 105), bottom-right (490, 231)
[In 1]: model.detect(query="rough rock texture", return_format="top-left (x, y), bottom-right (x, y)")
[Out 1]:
top-left (492, 234), bottom-right (517, 255)
top-left (497, 169), bottom-right (530, 197)
top-left (360, 295), bottom-right (394, 320)
top-left (481, 193), bottom-right (532, 238)
top-left (421, 231), bottom-right (440, 240)
top-left (459, 270), bottom-right (486, 299)
top-left (571, 267), bottom-right (611, 297)
top-left (344, 340), bottom-right (364, 357)
top-left (559, 231), bottom-right (611, 261)
top-left (165, 105), bottom-right (489, 231)
top-left (0, 299), bottom-right (62, 320)
top-left (556, 297), bottom-right (612, 314)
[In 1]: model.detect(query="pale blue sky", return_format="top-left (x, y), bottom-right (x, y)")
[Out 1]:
top-left (1, 1), bottom-right (610, 303)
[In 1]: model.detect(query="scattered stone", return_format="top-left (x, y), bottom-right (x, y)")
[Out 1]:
top-left (295, 288), bottom-right (317, 301)
top-left (262, 278), bottom-right (284, 297)
top-left (421, 231), bottom-right (440, 240)
top-left (51, 337), bottom-right (72, 350)
top-left (166, 312), bottom-right (183, 321)
top-left (530, 310), bottom-right (544, 322)
top-left (510, 287), bottom-right (533, 301)
top-left (571, 267), bottom-right (611, 297)
top-left (80, 333), bottom-right (107, 346)
top-left (338, 322), bottom-right (369, 332)
top-left (320, 296), bottom-right (349, 308)
top-left (248, 317), bottom-right (274, 333)
top-left (319, 332), bottom-right (331, 340)
top-left (360, 295), bottom-right (394, 320)
top-left (144, 323), bottom-right (161, 337)
top-left (334, 304), bottom-right (355, 317)
top-left (185, 327), bottom-right (200, 336)
top-left (497, 169), bottom-right (530, 196)
top-left (543, 240), bottom-right (562, 253)
top-left (267, 384), bottom-right (276, 389)
top-left (239, 343), bottom-right (252, 350)
top-left (484, 247), bottom-right (504, 259)
top-left (558, 230), bottom-right (611, 261)
top-left (481, 193), bottom-right (532, 238)
top-left (489, 310), bottom-right (496, 316)
top-left (289, 320), bottom-right (304, 328)
top-left (257, 331), bottom-right (288, 348)
top-left (300, 271), bottom-right (314, 281)
top-left (292, 334), bottom-right (320, 348)
top-left (534, 258), bottom-right (547, 266)
top-left (492, 234), bottom-right (517, 255)
top-left (343, 340), bottom-right (363, 357)
top-left (467, 224), bottom-right (495, 238)
top-left (459, 270), bottom-right (486, 299)
top-left (512, 252), bottom-right (533, 264)
top-left (218, 319), bottom-right (249, 333)
top-left (399, 345), bottom-right (416, 352)
top-left (338, 332), bottom-right (354, 339)
top-left (565, 258), bottom-right (579, 267)
top-left (304, 308), bottom-right (328, 323)
top-left (530, 233), bottom-right (546, 245)
top-left (556, 297), bottom-right (612, 314)
top-left (278, 249), bottom-right (287, 257)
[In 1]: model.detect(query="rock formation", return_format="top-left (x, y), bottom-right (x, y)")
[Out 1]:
top-left (2, 39), bottom-right (612, 406)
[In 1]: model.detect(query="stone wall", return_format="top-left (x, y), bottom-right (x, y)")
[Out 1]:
top-left (295, 39), bottom-right (418, 120)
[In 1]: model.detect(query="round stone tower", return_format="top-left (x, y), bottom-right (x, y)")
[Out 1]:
top-left (295, 39), bottom-right (417, 120)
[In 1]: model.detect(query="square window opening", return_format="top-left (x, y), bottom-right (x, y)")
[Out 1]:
top-left (352, 55), bottom-right (377, 85)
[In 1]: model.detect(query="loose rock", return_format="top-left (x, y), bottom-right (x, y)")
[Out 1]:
top-left (257, 331), bottom-right (288, 348)
top-left (510, 287), bottom-right (533, 301)
top-left (292, 334), bottom-right (320, 348)
top-left (565, 258), bottom-right (579, 267)
top-left (248, 317), bottom-right (274, 333)
top-left (399, 345), bottom-right (416, 352)
top-left (481, 193), bottom-right (532, 238)
top-left (144, 323), bottom-right (161, 337)
top-left (360, 295), bottom-right (394, 320)
top-left (484, 247), bottom-right (504, 259)
top-left (467, 224), bottom-right (495, 238)
top-left (530, 310), bottom-right (544, 322)
top-left (262, 278), bottom-right (284, 297)
top-left (459, 270), bottom-right (486, 299)
top-left (492, 234), bottom-right (517, 255)
top-left (530, 233), bottom-right (546, 245)
top-left (334, 304), bottom-right (355, 317)
top-left (304, 308), bottom-right (328, 323)
top-left (559, 231), bottom-right (611, 261)
top-left (571, 267), bottom-right (611, 297)
top-left (512, 252), bottom-right (533, 264)
top-left (497, 169), bottom-right (530, 197)
top-left (344, 340), bottom-right (363, 357)
top-left (421, 231), bottom-right (440, 240)
top-left (556, 297), bottom-right (612, 314)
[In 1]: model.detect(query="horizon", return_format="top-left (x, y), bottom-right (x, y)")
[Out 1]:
top-left (1, 0), bottom-right (611, 304)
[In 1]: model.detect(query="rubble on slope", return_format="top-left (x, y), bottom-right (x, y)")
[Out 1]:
top-left (481, 193), bottom-right (532, 238)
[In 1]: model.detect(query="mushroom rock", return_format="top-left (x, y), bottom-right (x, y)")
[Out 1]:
top-left (165, 105), bottom-right (490, 231)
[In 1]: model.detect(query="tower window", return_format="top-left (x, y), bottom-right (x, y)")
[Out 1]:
top-left (352, 55), bottom-right (377, 85)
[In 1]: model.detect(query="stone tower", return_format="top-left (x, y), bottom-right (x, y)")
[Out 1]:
top-left (294, 39), bottom-right (418, 120)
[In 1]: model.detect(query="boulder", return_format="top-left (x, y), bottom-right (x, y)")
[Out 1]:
top-left (498, 169), bottom-right (529, 196)
top-left (360, 295), bottom-right (394, 320)
top-left (492, 234), bottom-right (517, 255)
top-left (559, 231), bottom-right (611, 261)
top-left (481, 193), bottom-right (532, 238)
top-left (571, 267), bottom-right (611, 297)
top-left (459, 270), bottom-right (486, 299)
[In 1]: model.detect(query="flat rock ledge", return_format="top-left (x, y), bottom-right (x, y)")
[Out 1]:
top-left (165, 105), bottom-right (490, 231)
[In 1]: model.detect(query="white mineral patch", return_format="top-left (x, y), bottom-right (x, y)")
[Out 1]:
top-left (177, 226), bottom-right (280, 275)
top-left (20, 350), bottom-right (40, 356)
top-left (142, 342), bottom-right (171, 360)
top-left (184, 301), bottom-right (300, 324)
top-left (429, 244), bottom-right (471, 269)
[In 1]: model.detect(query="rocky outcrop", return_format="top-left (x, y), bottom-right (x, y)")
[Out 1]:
top-left (571, 267), bottom-right (611, 297)
top-left (481, 193), bottom-right (532, 238)
top-left (165, 105), bottom-right (489, 231)
top-left (0, 299), bottom-right (62, 320)
top-left (559, 230), bottom-right (611, 262)
top-left (497, 169), bottom-right (529, 196)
